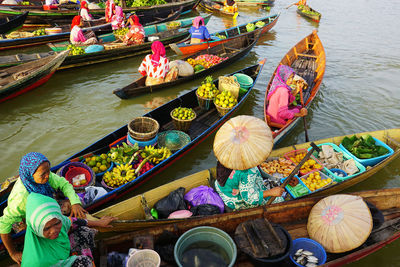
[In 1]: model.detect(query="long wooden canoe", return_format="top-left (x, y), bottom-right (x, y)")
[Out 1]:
top-left (96, 187), bottom-right (400, 267)
top-left (170, 13), bottom-right (279, 55)
top-left (86, 129), bottom-right (400, 233)
top-left (113, 30), bottom-right (260, 99)
top-left (198, 0), bottom-right (239, 19)
top-left (0, 61), bottom-right (266, 253)
top-left (0, 11), bottom-right (28, 34)
top-left (297, 5), bottom-right (321, 23)
top-left (264, 30), bottom-right (326, 145)
top-left (0, 50), bottom-right (68, 103)
top-left (211, 0), bottom-right (274, 6)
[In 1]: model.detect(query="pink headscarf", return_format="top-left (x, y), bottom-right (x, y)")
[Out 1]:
top-left (150, 41), bottom-right (166, 67)
top-left (114, 6), bottom-right (124, 19)
top-left (192, 16), bottom-right (205, 29)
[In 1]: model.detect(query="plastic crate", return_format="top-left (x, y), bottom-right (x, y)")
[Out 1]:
top-left (298, 170), bottom-right (334, 193)
top-left (339, 136), bottom-right (394, 167)
top-left (280, 176), bottom-right (310, 198)
top-left (283, 148), bottom-right (323, 176)
top-left (308, 143), bottom-right (366, 182)
top-left (259, 157), bottom-right (297, 183)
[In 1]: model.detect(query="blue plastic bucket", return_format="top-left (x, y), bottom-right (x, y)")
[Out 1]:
top-left (127, 133), bottom-right (157, 148)
top-left (290, 238), bottom-right (327, 266)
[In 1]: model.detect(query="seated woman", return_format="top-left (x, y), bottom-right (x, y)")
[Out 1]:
top-left (111, 6), bottom-right (125, 30)
top-left (70, 16), bottom-right (98, 45)
top-left (189, 16), bottom-right (211, 44)
top-left (215, 161), bottom-right (284, 211)
top-left (105, 0), bottom-right (116, 23)
top-left (138, 41), bottom-right (170, 86)
top-left (123, 14), bottom-right (145, 45)
top-left (223, 0), bottom-right (238, 13)
top-left (266, 65), bottom-right (308, 127)
top-left (21, 192), bottom-right (115, 267)
top-left (79, 1), bottom-right (92, 21)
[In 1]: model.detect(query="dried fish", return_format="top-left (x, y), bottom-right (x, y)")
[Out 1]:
top-left (295, 249), bottom-right (304, 256)
top-left (302, 250), bottom-right (313, 256)
top-left (307, 255), bottom-right (319, 263)
top-left (305, 263), bottom-right (317, 267)
top-left (296, 256), bottom-right (305, 263)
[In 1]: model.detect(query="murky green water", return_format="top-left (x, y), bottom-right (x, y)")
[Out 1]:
top-left (1, 0), bottom-right (400, 265)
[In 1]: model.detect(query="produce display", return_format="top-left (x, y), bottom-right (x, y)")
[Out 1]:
top-left (108, 142), bottom-right (139, 165)
top-left (187, 54), bottom-right (227, 69)
top-left (317, 145), bottom-right (360, 175)
top-left (341, 134), bottom-right (388, 159)
top-left (83, 154), bottom-right (112, 174)
top-left (215, 33), bottom-right (227, 39)
top-left (140, 145), bottom-right (172, 164)
top-left (103, 164), bottom-right (136, 188)
top-left (260, 157), bottom-right (296, 178)
top-left (246, 23), bottom-right (255, 32)
top-left (255, 20), bottom-right (265, 28)
top-left (214, 90), bottom-right (238, 109)
top-left (292, 249), bottom-right (320, 266)
top-left (171, 107), bottom-right (196, 121)
top-left (298, 5), bottom-right (321, 16)
top-left (67, 44), bottom-right (85, 56)
top-left (18, 1), bottom-right (31, 5)
top-left (114, 0), bottom-right (166, 7)
top-left (196, 76), bottom-right (219, 99)
top-left (33, 28), bottom-right (46, 36)
top-left (301, 171), bottom-right (333, 192)
top-left (287, 152), bottom-right (322, 174)
top-left (113, 27), bottom-right (129, 37)
top-left (166, 21), bottom-right (181, 29)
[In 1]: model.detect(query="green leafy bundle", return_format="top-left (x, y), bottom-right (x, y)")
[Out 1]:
top-left (341, 135), bottom-right (388, 159)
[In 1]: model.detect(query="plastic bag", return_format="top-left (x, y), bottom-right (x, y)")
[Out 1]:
top-left (164, 66), bottom-right (179, 83)
top-left (153, 187), bottom-right (187, 219)
top-left (190, 204), bottom-right (221, 216)
top-left (84, 186), bottom-right (108, 205)
top-left (85, 44), bottom-right (104, 54)
top-left (169, 60), bottom-right (194, 77)
top-left (107, 251), bottom-right (128, 267)
top-left (184, 185), bottom-right (224, 213)
top-left (218, 76), bottom-right (240, 99)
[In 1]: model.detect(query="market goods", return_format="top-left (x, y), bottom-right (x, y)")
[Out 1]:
top-left (18, 1), bottom-right (30, 5)
top-left (113, 27), bottom-right (129, 37)
top-left (341, 134), bottom-right (389, 159)
top-left (317, 145), bottom-right (359, 175)
top-left (288, 152), bottom-right (322, 174)
top-left (67, 44), bottom-right (85, 56)
top-left (33, 28), bottom-right (46, 36)
top-left (292, 249), bottom-right (319, 266)
top-left (187, 54), bottom-right (227, 69)
top-left (193, 64), bottom-right (205, 73)
top-left (196, 76), bottom-right (219, 99)
top-left (114, 0), bottom-right (166, 7)
top-left (255, 20), bottom-right (265, 28)
top-left (215, 33), bottom-right (227, 39)
top-left (140, 145), bottom-right (172, 164)
top-left (171, 107), bottom-right (195, 120)
top-left (214, 90), bottom-right (238, 109)
top-left (108, 142), bottom-right (139, 165)
top-left (132, 158), bottom-right (154, 176)
top-left (166, 21), bottom-right (181, 29)
top-left (299, 5), bottom-right (320, 16)
top-left (246, 23), bottom-right (255, 32)
top-left (260, 157), bottom-right (295, 177)
top-left (84, 153), bottom-right (112, 174)
top-left (301, 171), bottom-right (332, 192)
top-left (103, 164), bottom-right (136, 188)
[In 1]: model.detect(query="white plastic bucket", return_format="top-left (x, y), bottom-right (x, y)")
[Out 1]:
top-left (126, 248), bottom-right (161, 267)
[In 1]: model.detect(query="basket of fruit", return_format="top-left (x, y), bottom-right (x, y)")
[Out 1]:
top-left (113, 27), bottom-right (129, 41)
top-left (166, 21), bottom-right (181, 30)
top-left (82, 153), bottom-right (113, 178)
top-left (57, 162), bottom-right (95, 191)
top-left (67, 44), bottom-right (86, 56)
top-left (102, 163), bottom-right (136, 190)
top-left (170, 107), bottom-right (196, 132)
top-left (195, 76), bottom-right (219, 110)
top-left (299, 170), bottom-right (334, 193)
top-left (128, 117), bottom-right (160, 142)
top-left (214, 90), bottom-right (238, 117)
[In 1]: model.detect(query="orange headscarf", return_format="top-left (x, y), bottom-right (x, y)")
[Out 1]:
top-left (128, 14), bottom-right (141, 27)
top-left (71, 15), bottom-right (82, 30)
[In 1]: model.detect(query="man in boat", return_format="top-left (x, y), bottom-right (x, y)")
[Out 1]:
top-left (266, 65), bottom-right (308, 128)
top-left (188, 16), bottom-right (211, 44)
top-left (223, 0), bottom-right (238, 13)
top-left (138, 41), bottom-right (170, 86)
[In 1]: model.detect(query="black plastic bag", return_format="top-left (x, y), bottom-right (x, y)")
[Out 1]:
top-left (154, 187), bottom-right (187, 219)
top-left (190, 204), bottom-right (221, 216)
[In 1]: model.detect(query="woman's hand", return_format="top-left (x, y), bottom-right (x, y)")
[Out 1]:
top-left (294, 108), bottom-right (308, 117)
top-left (87, 216), bottom-right (118, 228)
top-left (70, 204), bottom-right (88, 219)
top-left (10, 250), bottom-right (22, 265)
top-left (264, 187), bottom-right (284, 198)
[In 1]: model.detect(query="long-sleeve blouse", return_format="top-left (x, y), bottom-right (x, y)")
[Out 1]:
top-left (70, 25), bottom-right (87, 44)
top-left (138, 55), bottom-right (169, 79)
top-left (266, 86), bottom-right (301, 125)
top-left (80, 8), bottom-right (93, 21)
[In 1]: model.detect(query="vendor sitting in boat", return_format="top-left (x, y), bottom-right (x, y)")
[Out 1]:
top-left (223, 0), bottom-right (238, 14)
top-left (123, 14), bottom-right (145, 45)
top-left (111, 6), bottom-right (125, 30)
top-left (138, 41), bottom-right (170, 86)
top-left (189, 16), bottom-right (211, 44)
top-left (79, 1), bottom-right (93, 21)
top-left (105, 0), bottom-right (116, 23)
top-left (70, 15), bottom-right (98, 45)
top-left (266, 65), bottom-right (308, 127)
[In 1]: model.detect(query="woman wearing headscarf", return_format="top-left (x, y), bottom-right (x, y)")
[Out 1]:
top-left (70, 15), bottom-right (98, 45)
top-left (0, 152), bottom-right (86, 265)
top-left (223, 0), bottom-right (238, 13)
top-left (111, 5), bottom-right (125, 30)
top-left (79, 1), bottom-right (93, 21)
top-left (123, 14), bottom-right (145, 45)
top-left (21, 193), bottom-right (115, 267)
top-left (105, 0), bottom-right (116, 23)
top-left (189, 16), bottom-right (211, 44)
top-left (138, 41), bottom-right (170, 86)
top-left (266, 65), bottom-right (308, 126)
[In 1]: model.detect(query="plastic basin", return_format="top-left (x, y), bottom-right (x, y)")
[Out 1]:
top-left (127, 133), bottom-right (158, 148)
top-left (329, 168), bottom-right (347, 177)
top-left (233, 73), bottom-right (254, 88)
top-left (290, 238), bottom-right (326, 266)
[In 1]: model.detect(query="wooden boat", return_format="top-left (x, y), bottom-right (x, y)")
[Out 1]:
top-left (113, 30), bottom-right (260, 99)
top-left (0, 11), bottom-right (28, 34)
top-left (95, 187), bottom-right (400, 267)
top-left (198, 0), bottom-right (239, 19)
top-left (0, 61), bottom-right (265, 253)
top-left (297, 5), bottom-right (321, 23)
top-left (211, 0), bottom-right (274, 6)
top-left (0, 50), bottom-right (68, 103)
top-left (170, 13), bottom-right (279, 55)
top-left (264, 30), bottom-right (326, 145)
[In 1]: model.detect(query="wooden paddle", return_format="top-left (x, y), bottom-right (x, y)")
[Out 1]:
top-left (299, 84), bottom-right (310, 142)
top-left (285, 2), bottom-right (296, 9)
top-left (266, 142), bottom-right (321, 205)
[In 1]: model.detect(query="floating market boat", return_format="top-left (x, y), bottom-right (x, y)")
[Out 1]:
top-left (96, 186), bottom-right (400, 267)
top-left (0, 11), bottom-right (28, 34)
top-left (297, 5), bottom-right (321, 22)
top-left (170, 13), bottom-right (279, 55)
top-left (211, 0), bottom-right (274, 6)
top-left (264, 30), bottom-right (325, 145)
top-left (0, 50), bottom-right (68, 103)
top-left (113, 30), bottom-right (260, 99)
top-left (198, 0), bottom-right (239, 19)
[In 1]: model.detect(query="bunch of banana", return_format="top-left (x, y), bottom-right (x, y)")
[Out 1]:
top-left (140, 145), bottom-right (172, 164)
top-left (152, 147), bottom-right (172, 164)
top-left (103, 164), bottom-right (136, 188)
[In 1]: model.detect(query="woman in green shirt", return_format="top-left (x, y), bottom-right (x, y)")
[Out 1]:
top-left (0, 152), bottom-right (87, 265)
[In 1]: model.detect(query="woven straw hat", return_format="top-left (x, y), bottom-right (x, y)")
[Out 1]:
top-left (307, 194), bottom-right (373, 253)
top-left (213, 115), bottom-right (273, 170)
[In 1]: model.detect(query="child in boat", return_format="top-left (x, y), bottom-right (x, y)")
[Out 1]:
top-left (79, 1), bottom-right (93, 21)
top-left (138, 41), bottom-right (170, 86)
top-left (111, 6), bottom-right (125, 30)
top-left (123, 14), bottom-right (145, 45)
top-left (223, 0), bottom-right (238, 13)
top-left (70, 15), bottom-right (98, 45)
top-left (215, 161), bottom-right (285, 211)
top-left (21, 192), bottom-right (116, 267)
top-left (189, 16), bottom-right (211, 44)
top-left (0, 152), bottom-right (87, 265)
top-left (266, 65), bottom-right (308, 127)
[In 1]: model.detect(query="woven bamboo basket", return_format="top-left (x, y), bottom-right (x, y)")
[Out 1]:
top-left (170, 109), bottom-right (196, 132)
top-left (104, 42), bottom-right (127, 50)
top-left (214, 102), bottom-right (233, 117)
top-left (6, 31), bottom-right (35, 39)
top-left (128, 117), bottom-right (160, 142)
top-left (195, 90), bottom-right (214, 110)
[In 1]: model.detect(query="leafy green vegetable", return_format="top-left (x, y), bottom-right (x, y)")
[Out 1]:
top-left (340, 134), bottom-right (388, 159)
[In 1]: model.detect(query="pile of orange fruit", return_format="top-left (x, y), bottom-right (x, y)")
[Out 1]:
top-left (288, 152), bottom-right (322, 174)
top-left (301, 171), bottom-right (332, 192)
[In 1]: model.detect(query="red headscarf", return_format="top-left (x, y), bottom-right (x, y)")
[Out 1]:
top-left (71, 16), bottom-right (82, 30)
top-left (150, 41), bottom-right (166, 67)
top-left (80, 1), bottom-right (89, 12)
top-left (129, 14), bottom-right (141, 27)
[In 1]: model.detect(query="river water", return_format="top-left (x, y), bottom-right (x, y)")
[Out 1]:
top-left (1, 0), bottom-right (400, 265)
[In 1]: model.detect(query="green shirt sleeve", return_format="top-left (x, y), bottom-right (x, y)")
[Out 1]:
top-left (48, 172), bottom-right (81, 206)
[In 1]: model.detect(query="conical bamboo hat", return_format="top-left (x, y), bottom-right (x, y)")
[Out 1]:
top-left (213, 115), bottom-right (273, 170)
top-left (307, 194), bottom-right (373, 253)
